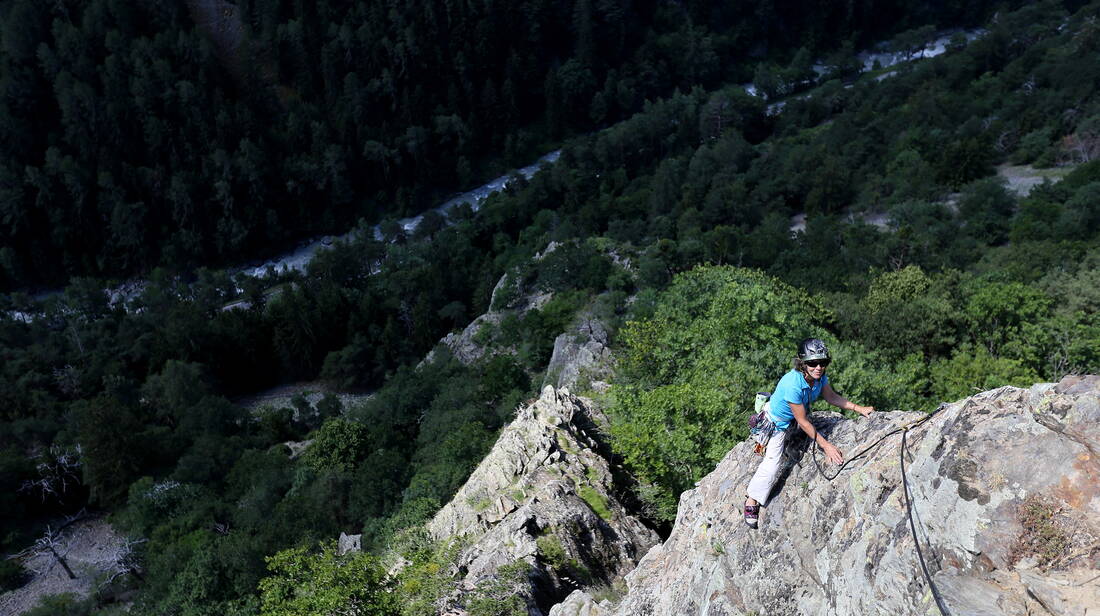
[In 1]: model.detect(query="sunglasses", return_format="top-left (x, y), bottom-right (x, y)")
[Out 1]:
top-left (804, 359), bottom-right (830, 368)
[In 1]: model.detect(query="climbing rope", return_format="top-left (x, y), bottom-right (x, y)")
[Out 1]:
top-left (801, 405), bottom-right (950, 615)
top-left (901, 426), bottom-right (952, 616)
top-left (804, 408), bottom-right (940, 481)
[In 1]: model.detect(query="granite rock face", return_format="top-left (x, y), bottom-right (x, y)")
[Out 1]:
top-left (555, 376), bottom-right (1100, 616)
top-left (426, 386), bottom-right (659, 615)
top-left (543, 316), bottom-right (614, 393)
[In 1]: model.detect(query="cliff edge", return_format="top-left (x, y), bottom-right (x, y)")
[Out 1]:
top-left (553, 376), bottom-right (1100, 616)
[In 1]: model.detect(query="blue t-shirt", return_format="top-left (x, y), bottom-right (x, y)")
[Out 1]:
top-left (767, 370), bottom-right (829, 431)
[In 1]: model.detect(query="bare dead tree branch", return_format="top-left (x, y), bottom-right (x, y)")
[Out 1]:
top-left (31, 527), bottom-right (77, 580)
top-left (99, 537), bottom-right (147, 587)
top-left (19, 445), bottom-right (83, 503)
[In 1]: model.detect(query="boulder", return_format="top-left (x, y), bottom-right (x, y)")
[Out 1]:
top-left (558, 376), bottom-right (1100, 615)
top-left (337, 532), bottom-right (361, 556)
top-left (547, 590), bottom-right (612, 616)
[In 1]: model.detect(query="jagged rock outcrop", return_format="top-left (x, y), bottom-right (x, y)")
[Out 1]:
top-left (543, 315), bottom-right (614, 393)
top-left (554, 376), bottom-right (1100, 616)
top-left (425, 240), bottom-right (631, 369)
top-left (424, 270), bottom-right (553, 366)
top-left (426, 386), bottom-right (659, 615)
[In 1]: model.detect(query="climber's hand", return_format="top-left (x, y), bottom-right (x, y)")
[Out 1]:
top-left (823, 443), bottom-right (844, 465)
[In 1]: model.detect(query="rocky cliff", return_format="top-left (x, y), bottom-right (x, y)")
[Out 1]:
top-left (551, 376), bottom-right (1100, 616)
top-left (543, 314), bottom-right (614, 393)
top-left (426, 269), bottom-right (554, 366)
top-left (425, 386), bottom-right (659, 615)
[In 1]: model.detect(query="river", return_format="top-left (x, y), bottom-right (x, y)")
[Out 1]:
top-left (229, 29), bottom-right (985, 279)
top-left (242, 150), bottom-right (561, 279)
top-left (745, 28), bottom-right (986, 113)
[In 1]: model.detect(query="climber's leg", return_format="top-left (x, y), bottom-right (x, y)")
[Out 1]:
top-left (745, 428), bottom-right (789, 506)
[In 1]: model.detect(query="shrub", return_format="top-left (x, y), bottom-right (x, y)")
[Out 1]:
top-left (258, 541), bottom-right (395, 616)
top-left (21, 593), bottom-right (94, 616)
top-left (1008, 495), bottom-right (1071, 568)
top-left (535, 535), bottom-right (567, 570)
top-left (609, 266), bottom-right (826, 517)
top-left (465, 561), bottom-right (530, 616)
top-left (301, 418), bottom-right (369, 472)
top-left (0, 558), bottom-right (26, 592)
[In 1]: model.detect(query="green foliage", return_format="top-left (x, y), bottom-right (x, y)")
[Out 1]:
top-left (5, 3), bottom-right (1100, 614)
top-left (877, 149), bottom-right (940, 204)
top-left (929, 345), bottom-right (1041, 402)
top-left (535, 535), bottom-right (568, 570)
top-left (258, 541), bottom-right (395, 616)
top-left (21, 593), bottom-right (94, 616)
top-left (301, 418), bottom-right (369, 473)
top-left (850, 267), bottom-right (966, 362)
top-left (133, 530), bottom-right (262, 616)
top-left (610, 266), bottom-right (826, 516)
top-left (823, 344), bottom-right (930, 412)
top-left (0, 558), bottom-right (26, 592)
top-left (72, 393), bottom-right (151, 507)
top-left (963, 279), bottom-right (1053, 370)
top-left (937, 138), bottom-right (995, 189)
top-left (490, 273), bottom-right (523, 311)
top-left (957, 178), bottom-right (1016, 245)
top-left (577, 485), bottom-right (613, 522)
top-left (535, 242), bottom-right (614, 293)
top-left (465, 561), bottom-right (530, 616)
top-left (388, 529), bottom-right (461, 616)
top-left (862, 265), bottom-right (932, 313)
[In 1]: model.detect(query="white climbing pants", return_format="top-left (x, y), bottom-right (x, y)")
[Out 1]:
top-left (745, 427), bottom-right (790, 505)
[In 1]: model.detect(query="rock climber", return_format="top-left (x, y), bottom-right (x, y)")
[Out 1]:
top-left (743, 338), bottom-right (874, 528)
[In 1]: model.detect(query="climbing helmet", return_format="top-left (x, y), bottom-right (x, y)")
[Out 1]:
top-left (797, 338), bottom-right (830, 362)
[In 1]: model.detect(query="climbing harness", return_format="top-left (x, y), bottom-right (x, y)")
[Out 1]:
top-left (747, 392), bottom-right (774, 455)
top-left (803, 404), bottom-right (951, 616)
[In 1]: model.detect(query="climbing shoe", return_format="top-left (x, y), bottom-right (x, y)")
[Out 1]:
top-left (743, 504), bottom-right (760, 528)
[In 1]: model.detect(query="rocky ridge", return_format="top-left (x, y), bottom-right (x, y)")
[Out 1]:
top-left (425, 239), bottom-right (631, 369)
top-left (551, 376), bottom-right (1100, 616)
top-left (423, 269), bottom-right (553, 366)
top-left (425, 386), bottom-right (659, 615)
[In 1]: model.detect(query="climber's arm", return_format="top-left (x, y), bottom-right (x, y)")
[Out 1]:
top-left (791, 402), bottom-right (843, 464)
top-left (822, 384), bottom-right (874, 416)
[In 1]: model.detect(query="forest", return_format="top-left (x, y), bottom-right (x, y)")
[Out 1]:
top-left (2, 0), bottom-right (1100, 614)
top-left (1, 0), bottom-right (1003, 288)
